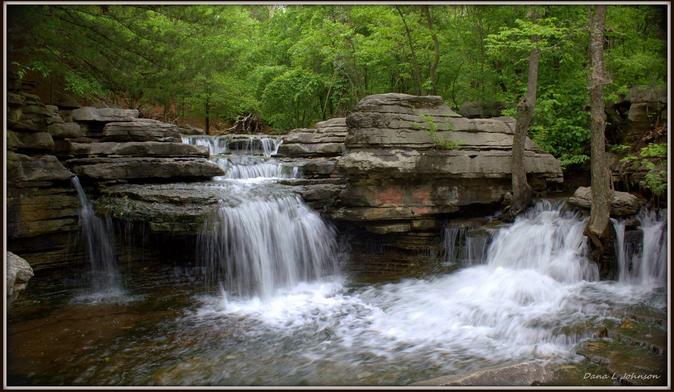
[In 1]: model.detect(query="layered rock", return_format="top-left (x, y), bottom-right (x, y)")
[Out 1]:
top-left (333, 93), bottom-right (563, 229)
top-left (6, 75), bottom-right (223, 272)
top-left (279, 117), bottom-right (347, 157)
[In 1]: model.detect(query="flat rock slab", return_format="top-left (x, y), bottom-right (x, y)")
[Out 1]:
top-left (68, 157), bottom-right (224, 180)
top-left (568, 187), bottom-right (642, 216)
top-left (68, 141), bottom-right (208, 158)
top-left (72, 106), bottom-right (139, 122)
top-left (47, 122), bottom-right (84, 139)
top-left (102, 119), bottom-right (181, 142)
top-left (337, 149), bottom-right (563, 180)
top-left (7, 152), bottom-right (74, 183)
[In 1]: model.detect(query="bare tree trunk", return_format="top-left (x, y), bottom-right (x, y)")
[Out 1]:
top-left (422, 5), bottom-right (440, 95)
top-left (395, 6), bottom-right (423, 96)
top-left (586, 5), bottom-right (613, 278)
top-left (509, 8), bottom-right (540, 217)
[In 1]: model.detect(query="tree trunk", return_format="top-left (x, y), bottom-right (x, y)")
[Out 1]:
top-left (395, 6), bottom-right (423, 96)
top-left (586, 5), bottom-right (613, 278)
top-left (422, 5), bottom-right (440, 95)
top-left (509, 8), bottom-right (540, 217)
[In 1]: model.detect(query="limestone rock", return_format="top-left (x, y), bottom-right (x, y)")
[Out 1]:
top-left (7, 130), bottom-right (55, 152)
top-left (7, 152), bottom-right (74, 183)
top-left (68, 141), bottom-right (208, 157)
top-left (7, 187), bottom-right (80, 238)
top-left (568, 187), bottom-right (642, 216)
top-left (72, 106), bottom-right (139, 122)
top-left (279, 117), bottom-right (348, 158)
top-left (68, 157), bottom-right (224, 181)
top-left (47, 122), bottom-right (84, 139)
top-left (102, 119), bottom-right (181, 142)
top-left (7, 252), bottom-right (34, 302)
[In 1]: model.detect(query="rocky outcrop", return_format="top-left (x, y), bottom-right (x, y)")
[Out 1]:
top-left (279, 118), bottom-right (347, 157)
top-left (568, 186), bottom-right (643, 216)
top-left (6, 74), bottom-right (223, 271)
top-left (7, 252), bottom-right (34, 302)
top-left (332, 93), bottom-right (563, 227)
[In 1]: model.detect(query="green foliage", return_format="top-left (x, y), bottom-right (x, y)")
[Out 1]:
top-left (421, 114), bottom-right (460, 150)
top-left (620, 143), bottom-right (668, 196)
top-left (7, 3), bottom-right (666, 144)
top-left (261, 68), bottom-right (325, 131)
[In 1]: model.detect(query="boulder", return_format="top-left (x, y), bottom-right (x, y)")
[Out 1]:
top-left (7, 131), bottom-right (54, 152)
top-left (68, 141), bottom-right (208, 158)
top-left (7, 252), bottom-right (34, 302)
top-left (102, 119), bottom-right (181, 142)
top-left (568, 187), bottom-right (642, 216)
top-left (68, 157), bottom-right (224, 181)
top-left (72, 106), bottom-right (139, 122)
top-left (47, 122), bottom-right (84, 139)
top-left (7, 152), bottom-right (74, 183)
top-left (458, 100), bottom-right (505, 118)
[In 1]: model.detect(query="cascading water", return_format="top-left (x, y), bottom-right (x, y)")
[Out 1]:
top-left (183, 133), bottom-right (339, 298)
top-left (189, 200), bottom-right (663, 382)
top-left (182, 134), bottom-right (296, 180)
top-left (199, 194), bottom-right (340, 298)
top-left (71, 176), bottom-right (122, 295)
top-left (612, 208), bottom-right (667, 286)
top-left (442, 224), bottom-right (494, 265)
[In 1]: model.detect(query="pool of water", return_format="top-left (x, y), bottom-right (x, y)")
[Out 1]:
top-left (7, 259), bottom-right (666, 386)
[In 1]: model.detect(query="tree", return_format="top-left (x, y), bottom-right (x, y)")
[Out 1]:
top-left (509, 7), bottom-right (541, 217)
top-left (585, 4), bottom-right (613, 276)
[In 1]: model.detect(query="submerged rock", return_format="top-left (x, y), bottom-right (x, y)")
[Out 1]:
top-left (568, 187), bottom-right (642, 216)
top-left (412, 362), bottom-right (553, 386)
top-left (7, 252), bottom-right (34, 302)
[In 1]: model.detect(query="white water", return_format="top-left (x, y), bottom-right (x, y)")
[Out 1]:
top-left (612, 208), bottom-right (667, 286)
top-left (182, 134), bottom-right (297, 180)
top-left (442, 224), bottom-right (494, 265)
top-left (195, 201), bottom-right (665, 374)
top-left (187, 134), bottom-right (339, 298)
top-left (71, 176), bottom-right (123, 298)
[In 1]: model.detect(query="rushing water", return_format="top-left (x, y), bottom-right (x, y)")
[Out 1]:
top-left (8, 139), bottom-right (666, 386)
top-left (70, 176), bottom-right (123, 300)
top-left (612, 208), bottom-right (667, 286)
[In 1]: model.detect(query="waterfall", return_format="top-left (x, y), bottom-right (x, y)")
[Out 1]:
top-left (442, 224), bottom-right (493, 265)
top-left (613, 208), bottom-right (667, 286)
top-left (198, 194), bottom-right (340, 298)
top-left (186, 134), bottom-right (339, 298)
top-left (71, 176), bottom-right (121, 294)
top-left (182, 135), bottom-right (293, 180)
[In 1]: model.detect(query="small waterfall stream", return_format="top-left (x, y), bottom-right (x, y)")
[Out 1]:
top-left (183, 134), bottom-right (339, 298)
top-left (612, 209), bottom-right (667, 286)
top-left (71, 176), bottom-right (122, 297)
